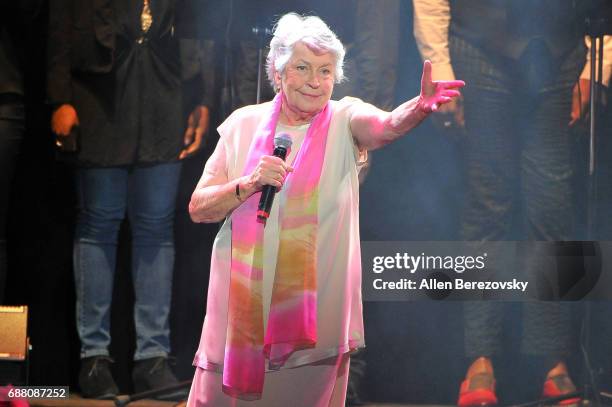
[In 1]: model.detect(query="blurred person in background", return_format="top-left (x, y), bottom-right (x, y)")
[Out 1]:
top-left (47, 0), bottom-right (213, 399)
top-left (414, 1), bottom-right (611, 406)
top-left (0, 0), bottom-right (41, 304)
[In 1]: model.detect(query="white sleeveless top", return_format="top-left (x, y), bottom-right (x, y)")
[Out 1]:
top-left (193, 97), bottom-right (368, 372)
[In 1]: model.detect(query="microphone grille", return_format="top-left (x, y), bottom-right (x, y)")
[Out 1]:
top-left (274, 133), bottom-right (293, 149)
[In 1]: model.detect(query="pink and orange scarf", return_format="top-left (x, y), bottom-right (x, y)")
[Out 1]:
top-left (222, 92), bottom-right (332, 400)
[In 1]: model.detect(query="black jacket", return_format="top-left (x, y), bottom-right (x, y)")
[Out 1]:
top-left (46, 0), bottom-right (215, 166)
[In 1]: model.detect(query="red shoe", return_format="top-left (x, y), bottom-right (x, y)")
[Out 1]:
top-left (542, 374), bottom-right (581, 406)
top-left (458, 372), bottom-right (498, 407)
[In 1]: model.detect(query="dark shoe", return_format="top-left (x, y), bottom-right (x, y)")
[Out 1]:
top-left (542, 374), bottom-right (581, 406)
top-left (78, 356), bottom-right (119, 399)
top-left (346, 353), bottom-right (366, 406)
top-left (132, 357), bottom-right (187, 400)
top-left (458, 372), bottom-right (498, 407)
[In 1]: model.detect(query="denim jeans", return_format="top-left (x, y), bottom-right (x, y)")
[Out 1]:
top-left (74, 162), bottom-right (181, 360)
top-left (450, 34), bottom-right (585, 359)
top-left (0, 98), bottom-right (25, 303)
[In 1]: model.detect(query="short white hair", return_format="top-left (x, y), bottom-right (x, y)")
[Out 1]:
top-left (266, 13), bottom-right (346, 90)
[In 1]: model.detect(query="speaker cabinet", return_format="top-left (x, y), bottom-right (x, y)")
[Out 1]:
top-left (0, 306), bottom-right (29, 385)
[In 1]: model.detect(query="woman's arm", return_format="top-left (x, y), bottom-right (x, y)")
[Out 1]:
top-left (189, 175), bottom-right (246, 224)
top-left (189, 149), bottom-right (291, 223)
top-left (350, 60), bottom-right (464, 151)
top-left (349, 95), bottom-right (428, 151)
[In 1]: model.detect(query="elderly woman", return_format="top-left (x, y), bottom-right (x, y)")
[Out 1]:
top-left (186, 12), bottom-right (464, 407)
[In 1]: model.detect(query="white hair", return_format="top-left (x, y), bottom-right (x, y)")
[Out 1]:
top-left (266, 13), bottom-right (346, 90)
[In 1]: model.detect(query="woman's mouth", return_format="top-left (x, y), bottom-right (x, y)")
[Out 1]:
top-left (299, 92), bottom-right (321, 99)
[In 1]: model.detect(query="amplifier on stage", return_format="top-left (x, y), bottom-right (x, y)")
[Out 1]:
top-left (0, 306), bottom-right (30, 386)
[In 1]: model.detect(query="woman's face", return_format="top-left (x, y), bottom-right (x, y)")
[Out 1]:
top-left (275, 42), bottom-right (336, 123)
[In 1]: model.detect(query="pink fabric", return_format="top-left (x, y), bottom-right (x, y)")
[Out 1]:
top-left (224, 92), bottom-right (332, 400)
top-left (188, 354), bottom-right (350, 407)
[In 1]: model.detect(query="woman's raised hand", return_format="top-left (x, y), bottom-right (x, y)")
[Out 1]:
top-left (418, 60), bottom-right (465, 113)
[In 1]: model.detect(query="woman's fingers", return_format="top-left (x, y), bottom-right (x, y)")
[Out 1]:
top-left (260, 175), bottom-right (283, 188)
top-left (421, 60), bottom-right (433, 91)
top-left (262, 169), bottom-right (284, 183)
top-left (253, 155), bottom-right (293, 189)
top-left (437, 80), bottom-right (466, 89)
top-left (442, 89), bottom-right (461, 98)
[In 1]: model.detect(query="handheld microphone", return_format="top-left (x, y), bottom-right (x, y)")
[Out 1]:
top-left (257, 133), bottom-right (293, 223)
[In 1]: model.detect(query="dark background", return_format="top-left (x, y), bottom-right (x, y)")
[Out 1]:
top-left (4, 0), bottom-right (612, 404)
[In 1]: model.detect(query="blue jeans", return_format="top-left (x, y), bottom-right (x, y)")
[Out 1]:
top-left (74, 162), bottom-right (181, 360)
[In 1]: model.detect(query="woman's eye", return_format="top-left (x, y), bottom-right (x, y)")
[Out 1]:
top-left (296, 65), bottom-right (307, 71)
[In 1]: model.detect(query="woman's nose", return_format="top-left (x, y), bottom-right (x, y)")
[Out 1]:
top-left (307, 73), bottom-right (320, 88)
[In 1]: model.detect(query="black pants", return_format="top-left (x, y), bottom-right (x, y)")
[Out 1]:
top-left (451, 34), bottom-right (585, 360)
top-left (0, 96), bottom-right (24, 303)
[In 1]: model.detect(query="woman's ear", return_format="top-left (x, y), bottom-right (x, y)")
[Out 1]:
top-left (274, 70), bottom-right (282, 92)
